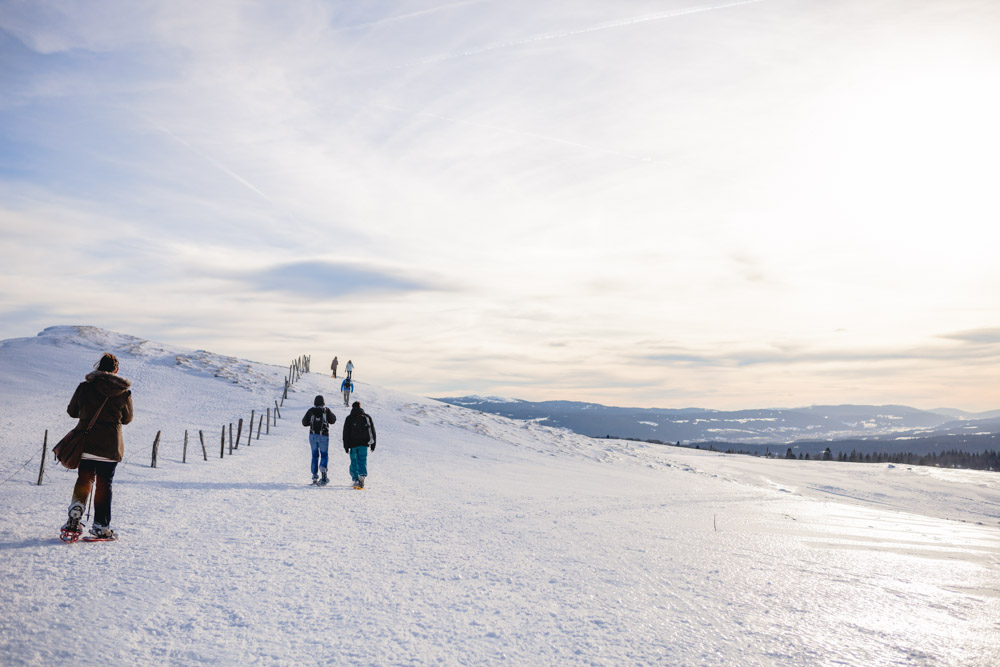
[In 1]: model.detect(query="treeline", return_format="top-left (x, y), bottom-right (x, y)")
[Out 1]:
top-left (829, 448), bottom-right (999, 471)
top-left (610, 435), bottom-right (999, 472)
top-left (716, 444), bottom-right (999, 471)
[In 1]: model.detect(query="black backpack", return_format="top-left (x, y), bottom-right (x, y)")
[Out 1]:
top-left (350, 414), bottom-right (372, 445)
top-left (310, 408), bottom-right (328, 433)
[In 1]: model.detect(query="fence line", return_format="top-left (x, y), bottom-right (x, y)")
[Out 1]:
top-left (32, 354), bottom-right (309, 484)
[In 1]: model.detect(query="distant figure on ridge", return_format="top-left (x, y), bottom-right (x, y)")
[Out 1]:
top-left (343, 401), bottom-right (376, 489)
top-left (340, 377), bottom-right (353, 407)
top-left (301, 395), bottom-right (336, 486)
top-left (345, 359), bottom-right (354, 379)
top-left (331, 356), bottom-right (338, 378)
top-left (60, 352), bottom-right (133, 542)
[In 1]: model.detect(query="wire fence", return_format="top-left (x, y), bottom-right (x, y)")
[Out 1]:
top-left (2, 354), bottom-right (312, 488)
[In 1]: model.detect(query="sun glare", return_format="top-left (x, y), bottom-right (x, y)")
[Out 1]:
top-left (789, 44), bottom-right (1000, 265)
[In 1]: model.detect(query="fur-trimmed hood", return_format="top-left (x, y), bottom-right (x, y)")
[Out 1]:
top-left (84, 370), bottom-right (131, 398)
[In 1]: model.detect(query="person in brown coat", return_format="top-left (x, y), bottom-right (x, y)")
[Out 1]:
top-left (61, 352), bottom-right (134, 540)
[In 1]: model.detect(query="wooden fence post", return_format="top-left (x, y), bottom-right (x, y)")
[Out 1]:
top-left (183, 430), bottom-right (189, 463)
top-left (151, 431), bottom-right (161, 468)
top-left (228, 423), bottom-right (234, 455)
top-left (220, 427), bottom-right (225, 458)
top-left (267, 407), bottom-right (271, 434)
top-left (274, 400), bottom-right (281, 419)
top-left (37, 430), bottom-right (48, 485)
top-left (247, 411), bottom-right (254, 445)
top-left (199, 430), bottom-right (208, 461)
top-left (257, 414), bottom-right (263, 440)
top-left (236, 418), bottom-right (243, 450)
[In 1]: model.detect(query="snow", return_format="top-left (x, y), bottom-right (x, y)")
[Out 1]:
top-left (1, 327), bottom-right (999, 665)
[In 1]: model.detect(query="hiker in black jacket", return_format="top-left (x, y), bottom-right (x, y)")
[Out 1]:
top-left (343, 401), bottom-right (376, 488)
top-left (301, 395), bottom-right (336, 485)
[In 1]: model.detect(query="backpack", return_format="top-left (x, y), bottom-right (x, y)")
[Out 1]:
top-left (310, 408), bottom-right (328, 433)
top-left (350, 414), bottom-right (373, 445)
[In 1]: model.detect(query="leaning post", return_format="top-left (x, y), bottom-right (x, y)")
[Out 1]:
top-left (151, 431), bottom-right (161, 468)
top-left (37, 430), bottom-right (48, 485)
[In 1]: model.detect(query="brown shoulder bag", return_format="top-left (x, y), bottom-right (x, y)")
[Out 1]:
top-left (53, 397), bottom-right (109, 470)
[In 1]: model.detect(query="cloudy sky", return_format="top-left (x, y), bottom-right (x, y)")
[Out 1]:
top-left (2, 0), bottom-right (999, 411)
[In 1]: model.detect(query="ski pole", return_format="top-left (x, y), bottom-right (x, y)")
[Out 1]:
top-left (85, 480), bottom-right (96, 524)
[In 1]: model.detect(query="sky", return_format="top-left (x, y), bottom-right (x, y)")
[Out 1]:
top-left (1, 0), bottom-right (999, 411)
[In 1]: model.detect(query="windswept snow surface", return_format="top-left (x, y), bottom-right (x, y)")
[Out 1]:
top-left (1, 327), bottom-right (998, 666)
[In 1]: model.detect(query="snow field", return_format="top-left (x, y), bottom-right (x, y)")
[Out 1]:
top-left (1, 327), bottom-right (998, 665)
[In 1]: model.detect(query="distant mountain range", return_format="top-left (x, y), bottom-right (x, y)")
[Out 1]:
top-left (435, 396), bottom-right (1000, 455)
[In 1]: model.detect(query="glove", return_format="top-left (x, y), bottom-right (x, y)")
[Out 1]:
top-left (344, 446), bottom-right (350, 454)
top-left (370, 444), bottom-right (375, 452)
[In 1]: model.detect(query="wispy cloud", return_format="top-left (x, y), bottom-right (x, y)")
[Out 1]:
top-left (939, 328), bottom-right (1000, 345)
top-left (1, 0), bottom-right (999, 410)
top-left (401, 0), bottom-right (768, 69)
top-left (248, 260), bottom-right (436, 298)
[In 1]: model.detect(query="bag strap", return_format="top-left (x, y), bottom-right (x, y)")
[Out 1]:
top-left (83, 397), bottom-right (110, 433)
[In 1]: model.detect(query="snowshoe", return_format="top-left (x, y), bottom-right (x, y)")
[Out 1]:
top-left (87, 525), bottom-right (116, 540)
top-left (59, 521), bottom-right (83, 543)
top-left (82, 532), bottom-right (118, 542)
top-left (60, 502), bottom-right (85, 542)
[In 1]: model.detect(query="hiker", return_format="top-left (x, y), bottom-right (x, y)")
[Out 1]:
top-left (345, 359), bottom-right (354, 379)
top-left (61, 352), bottom-right (134, 540)
top-left (301, 395), bottom-right (337, 485)
top-left (331, 356), bottom-right (338, 378)
top-left (340, 377), bottom-right (353, 407)
top-left (343, 401), bottom-right (376, 488)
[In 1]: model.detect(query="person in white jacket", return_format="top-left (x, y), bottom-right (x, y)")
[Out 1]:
top-left (345, 359), bottom-right (354, 379)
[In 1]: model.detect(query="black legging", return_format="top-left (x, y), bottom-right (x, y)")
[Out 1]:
top-left (72, 460), bottom-right (118, 527)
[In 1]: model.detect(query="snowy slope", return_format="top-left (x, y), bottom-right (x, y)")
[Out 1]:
top-left (1, 327), bottom-right (998, 666)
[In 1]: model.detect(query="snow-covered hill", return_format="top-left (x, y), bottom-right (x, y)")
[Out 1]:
top-left (1, 327), bottom-right (998, 665)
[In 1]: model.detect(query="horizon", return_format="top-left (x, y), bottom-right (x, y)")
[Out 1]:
top-left (6, 324), bottom-right (998, 415)
top-left (2, 1), bottom-right (999, 411)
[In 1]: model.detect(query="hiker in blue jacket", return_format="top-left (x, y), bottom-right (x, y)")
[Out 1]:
top-left (340, 377), bottom-right (353, 407)
top-left (301, 395), bottom-right (336, 485)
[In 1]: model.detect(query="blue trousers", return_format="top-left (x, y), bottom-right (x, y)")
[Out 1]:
top-left (349, 446), bottom-right (368, 479)
top-left (309, 434), bottom-right (329, 476)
